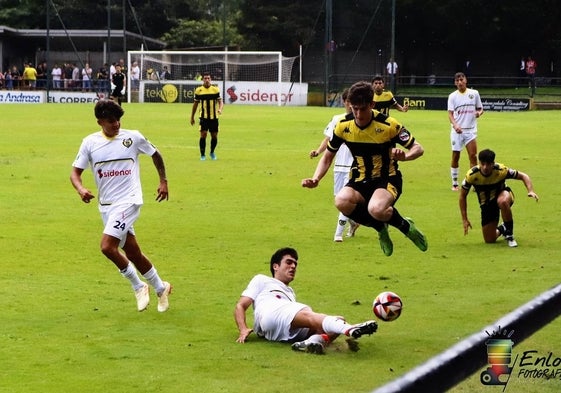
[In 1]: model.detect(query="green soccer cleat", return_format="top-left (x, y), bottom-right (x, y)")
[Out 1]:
top-left (378, 225), bottom-right (393, 256)
top-left (405, 217), bottom-right (428, 252)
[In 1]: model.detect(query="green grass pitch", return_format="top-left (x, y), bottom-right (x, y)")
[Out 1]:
top-left (1, 103), bottom-right (560, 393)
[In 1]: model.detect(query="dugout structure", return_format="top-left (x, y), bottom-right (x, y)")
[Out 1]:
top-left (127, 50), bottom-right (306, 106)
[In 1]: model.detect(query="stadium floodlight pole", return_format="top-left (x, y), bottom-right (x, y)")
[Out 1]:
top-left (107, 0), bottom-right (111, 66)
top-left (324, 0), bottom-right (332, 106)
top-left (390, 0), bottom-right (396, 93)
top-left (45, 0), bottom-right (50, 101)
top-left (222, 0), bottom-right (227, 102)
top-left (122, 0), bottom-right (126, 59)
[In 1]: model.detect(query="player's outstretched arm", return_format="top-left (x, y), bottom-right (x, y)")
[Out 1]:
top-left (459, 188), bottom-right (472, 235)
top-left (302, 150), bottom-right (335, 188)
top-left (151, 151), bottom-right (169, 202)
top-left (517, 171), bottom-right (539, 202)
top-left (70, 167), bottom-right (95, 203)
top-left (234, 296), bottom-right (254, 343)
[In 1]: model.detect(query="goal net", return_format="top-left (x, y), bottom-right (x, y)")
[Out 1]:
top-left (127, 50), bottom-right (307, 106)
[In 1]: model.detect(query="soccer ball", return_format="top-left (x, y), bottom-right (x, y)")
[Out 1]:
top-left (373, 291), bottom-right (402, 322)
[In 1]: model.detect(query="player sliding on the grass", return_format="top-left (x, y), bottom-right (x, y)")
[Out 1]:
top-left (302, 80), bottom-right (428, 256)
top-left (234, 247), bottom-right (377, 354)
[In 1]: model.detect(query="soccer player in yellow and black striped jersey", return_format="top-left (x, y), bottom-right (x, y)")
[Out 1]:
top-left (302, 81), bottom-right (427, 257)
top-left (372, 76), bottom-right (408, 116)
top-left (459, 149), bottom-right (538, 247)
top-left (190, 72), bottom-right (224, 160)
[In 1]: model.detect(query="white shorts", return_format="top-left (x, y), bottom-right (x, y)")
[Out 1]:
top-left (101, 203), bottom-right (139, 248)
top-left (255, 301), bottom-right (310, 342)
top-left (450, 128), bottom-right (477, 152)
top-left (333, 169), bottom-right (350, 195)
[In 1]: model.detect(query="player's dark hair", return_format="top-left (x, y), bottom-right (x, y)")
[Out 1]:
top-left (371, 75), bottom-right (384, 83)
top-left (348, 81), bottom-right (374, 105)
top-left (341, 88), bottom-right (350, 101)
top-left (94, 99), bottom-right (124, 120)
top-left (270, 247), bottom-right (298, 277)
top-left (478, 149), bottom-right (495, 163)
top-left (454, 72), bottom-right (466, 80)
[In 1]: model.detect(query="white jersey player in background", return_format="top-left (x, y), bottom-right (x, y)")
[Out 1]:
top-left (310, 89), bottom-right (359, 241)
top-left (447, 71), bottom-right (484, 191)
top-left (70, 99), bottom-right (172, 312)
top-left (234, 247), bottom-right (378, 354)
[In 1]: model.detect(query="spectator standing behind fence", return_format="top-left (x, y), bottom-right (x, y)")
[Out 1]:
top-left (36, 62), bottom-right (47, 89)
top-left (130, 61), bottom-right (140, 90)
top-left (51, 64), bottom-right (62, 90)
top-left (22, 62), bottom-right (37, 90)
top-left (525, 56), bottom-right (537, 97)
top-left (97, 63), bottom-right (109, 93)
top-left (386, 58), bottom-right (398, 92)
top-left (160, 66), bottom-right (171, 80)
top-left (447, 72), bottom-right (483, 191)
top-left (518, 57), bottom-right (526, 87)
top-left (4, 69), bottom-right (13, 90)
top-left (72, 64), bottom-right (80, 91)
top-left (82, 63), bottom-right (93, 92)
top-left (63, 63), bottom-right (73, 90)
top-left (10, 65), bottom-right (21, 89)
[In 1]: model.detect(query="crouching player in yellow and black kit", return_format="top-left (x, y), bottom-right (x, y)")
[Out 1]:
top-left (302, 80), bottom-right (427, 257)
top-left (459, 149), bottom-right (539, 247)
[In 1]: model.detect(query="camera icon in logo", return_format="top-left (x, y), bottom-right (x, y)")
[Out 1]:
top-left (480, 338), bottom-right (514, 386)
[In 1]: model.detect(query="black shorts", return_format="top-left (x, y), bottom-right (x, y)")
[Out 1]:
top-left (199, 118), bottom-right (219, 132)
top-left (111, 88), bottom-right (124, 98)
top-left (346, 174), bottom-right (403, 204)
top-left (480, 187), bottom-right (514, 226)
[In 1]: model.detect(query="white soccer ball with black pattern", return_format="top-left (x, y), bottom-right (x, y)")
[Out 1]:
top-left (373, 291), bottom-right (402, 322)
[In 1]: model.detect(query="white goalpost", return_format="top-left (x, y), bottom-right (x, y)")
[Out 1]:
top-left (126, 50), bottom-right (308, 106)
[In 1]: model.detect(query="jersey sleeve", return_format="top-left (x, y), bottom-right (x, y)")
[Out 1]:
top-left (72, 137), bottom-right (92, 170)
top-left (133, 131), bottom-right (158, 156)
top-left (241, 274), bottom-right (266, 300)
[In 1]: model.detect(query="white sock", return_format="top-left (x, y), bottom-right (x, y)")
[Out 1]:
top-left (335, 213), bottom-right (348, 237)
top-left (321, 316), bottom-right (351, 335)
top-left (120, 262), bottom-right (145, 291)
top-left (304, 334), bottom-right (328, 345)
top-left (142, 266), bottom-right (165, 295)
top-left (451, 167), bottom-right (459, 185)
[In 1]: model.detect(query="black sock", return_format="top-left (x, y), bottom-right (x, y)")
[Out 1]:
top-left (210, 138), bottom-right (217, 153)
top-left (388, 207), bottom-right (410, 234)
top-left (199, 138), bottom-right (206, 156)
top-left (504, 221), bottom-right (514, 237)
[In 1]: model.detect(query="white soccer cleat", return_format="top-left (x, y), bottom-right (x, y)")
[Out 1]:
top-left (135, 283), bottom-right (150, 312)
top-left (506, 236), bottom-right (518, 248)
top-left (157, 282), bottom-right (172, 312)
top-left (291, 334), bottom-right (326, 355)
top-left (333, 235), bottom-right (343, 242)
top-left (346, 220), bottom-right (360, 237)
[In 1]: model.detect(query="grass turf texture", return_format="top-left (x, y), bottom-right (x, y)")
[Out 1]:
top-left (1, 103), bottom-right (560, 393)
